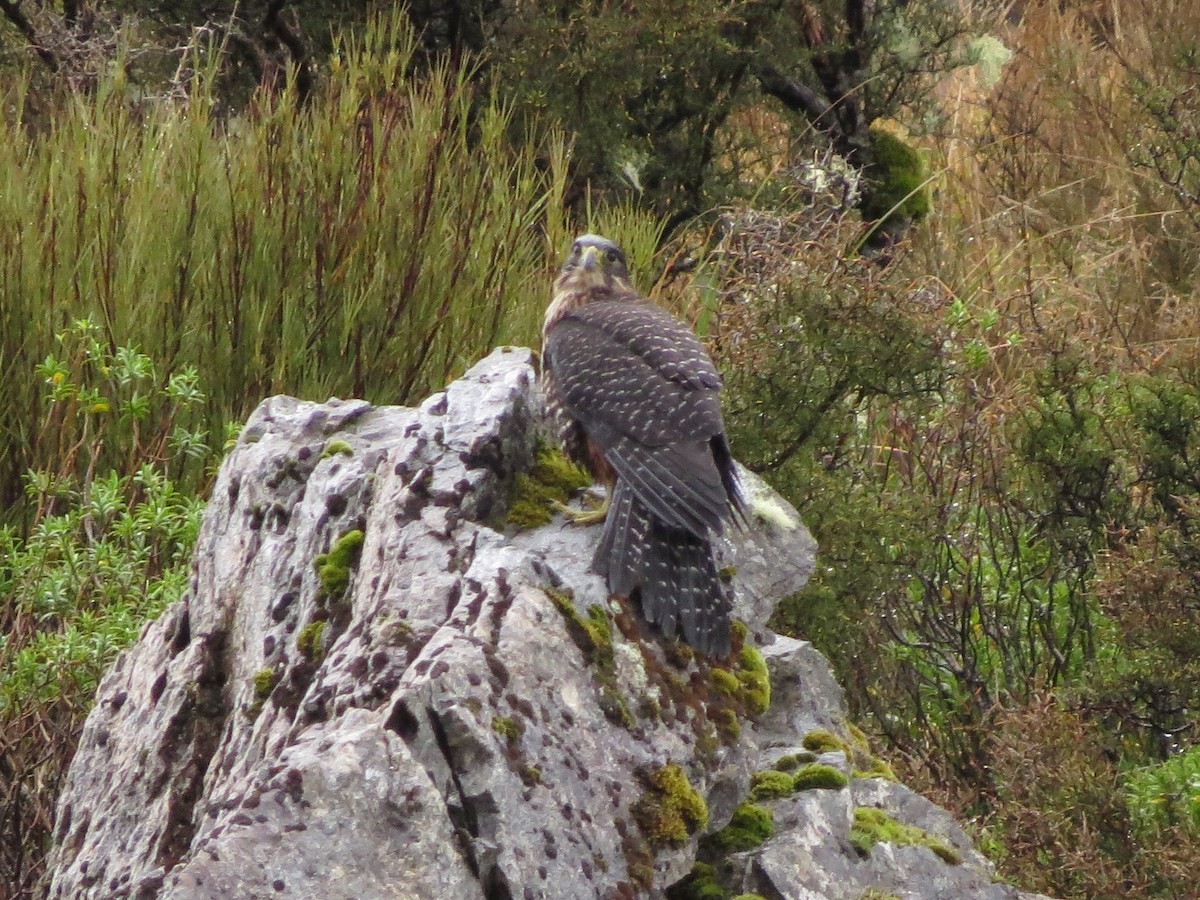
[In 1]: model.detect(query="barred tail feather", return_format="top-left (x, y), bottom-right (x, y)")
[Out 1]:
top-left (593, 488), bottom-right (732, 657)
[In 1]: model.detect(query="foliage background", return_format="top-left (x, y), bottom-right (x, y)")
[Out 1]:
top-left (3, 0), bottom-right (1200, 897)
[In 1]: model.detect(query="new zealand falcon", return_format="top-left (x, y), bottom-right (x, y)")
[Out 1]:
top-left (541, 234), bottom-right (744, 657)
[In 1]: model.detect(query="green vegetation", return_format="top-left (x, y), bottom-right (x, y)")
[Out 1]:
top-left (4, 2), bottom-right (1200, 897)
top-left (253, 667), bottom-right (279, 701)
top-left (505, 439), bottom-right (592, 530)
top-left (703, 801), bottom-right (774, 855)
top-left (320, 440), bottom-right (354, 460)
top-left (633, 763), bottom-right (709, 849)
top-left (314, 530), bottom-right (365, 597)
top-left (544, 588), bottom-right (633, 729)
top-left (749, 769), bottom-right (795, 801)
top-left (792, 763), bottom-right (850, 792)
top-left (297, 620), bottom-right (327, 661)
top-left (0, 321), bottom-right (214, 892)
top-left (491, 716), bottom-right (524, 746)
top-left (849, 807), bottom-right (960, 866)
top-left (802, 730), bottom-right (845, 754)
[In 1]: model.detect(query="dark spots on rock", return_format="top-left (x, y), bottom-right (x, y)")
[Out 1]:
top-left (110, 690), bottom-right (127, 712)
top-left (243, 790), bottom-right (261, 809)
top-left (538, 864), bottom-right (549, 879)
top-left (248, 505), bottom-right (266, 530)
top-left (385, 701), bottom-right (420, 742)
top-left (523, 890), bottom-right (534, 900)
top-left (485, 654), bottom-right (510, 690)
top-left (227, 478), bottom-right (241, 505)
top-left (348, 655), bottom-right (368, 679)
top-left (298, 445), bottom-right (312, 461)
top-left (270, 592), bottom-right (297, 623)
top-left (170, 609), bottom-right (192, 656)
top-left (149, 671), bottom-right (168, 705)
top-left (560, 710), bottom-right (575, 728)
top-left (268, 504), bottom-right (291, 533)
top-left (96, 728), bottom-right (109, 747)
top-left (468, 672), bottom-right (482, 687)
top-left (280, 769), bottom-right (304, 804)
top-left (263, 635), bottom-right (276, 657)
top-left (430, 659), bottom-right (450, 679)
top-left (273, 880), bottom-right (286, 892)
top-left (581, 859), bottom-right (593, 881)
top-left (506, 695), bottom-right (536, 722)
top-left (231, 813), bottom-right (253, 827)
top-left (283, 822), bottom-right (308, 833)
top-left (414, 659), bottom-right (432, 677)
top-left (326, 493), bottom-right (348, 517)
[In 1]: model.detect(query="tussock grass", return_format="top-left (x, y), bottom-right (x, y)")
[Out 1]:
top-left (0, 9), bottom-right (594, 514)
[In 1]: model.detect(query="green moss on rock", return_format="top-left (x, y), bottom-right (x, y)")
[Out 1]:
top-left (749, 769), bottom-right (795, 801)
top-left (506, 439), bottom-right (592, 529)
top-left (545, 588), bottom-right (634, 728)
top-left (802, 728), bottom-right (845, 754)
top-left (704, 801), bottom-right (773, 854)
top-left (319, 439), bottom-right (354, 459)
top-left (315, 528), bottom-right (364, 596)
top-left (792, 763), bottom-right (849, 791)
top-left (849, 806), bottom-right (961, 865)
top-left (734, 643), bottom-right (770, 715)
top-left (253, 666), bottom-right (278, 700)
top-left (774, 751), bottom-right (818, 771)
top-left (492, 715), bottom-right (523, 745)
top-left (297, 620), bottom-right (327, 660)
top-left (666, 861), bottom-right (726, 900)
top-left (633, 763), bottom-right (709, 849)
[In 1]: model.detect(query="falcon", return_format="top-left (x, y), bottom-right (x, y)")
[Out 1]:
top-left (541, 234), bottom-right (744, 657)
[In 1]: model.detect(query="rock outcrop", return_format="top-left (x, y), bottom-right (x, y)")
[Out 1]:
top-left (44, 348), bottom-right (1047, 899)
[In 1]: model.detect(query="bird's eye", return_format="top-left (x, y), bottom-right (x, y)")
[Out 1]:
top-left (607, 250), bottom-right (618, 262)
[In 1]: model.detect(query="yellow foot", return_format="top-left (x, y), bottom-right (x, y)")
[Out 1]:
top-left (551, 490), bottom-right (611, 525)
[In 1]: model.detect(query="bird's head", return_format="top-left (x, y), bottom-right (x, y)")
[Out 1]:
top-left (556, 234), bottom-right (632, 293)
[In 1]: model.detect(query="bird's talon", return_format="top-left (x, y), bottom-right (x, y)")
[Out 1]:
top-left (551, 493), bottom-right (610, 525)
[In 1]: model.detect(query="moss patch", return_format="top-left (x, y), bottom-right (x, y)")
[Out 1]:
top-left (544, 587), bottom-right (634, 728)
top-left (633, 763), bottom-right (709, 849)
top-left (749, 769), bottom-right (795, 801)
top-left (505, 439), bottom-right (592, 529)
top-left (492, 715), bottom-right (523, 746)
top-left (703, 801), bottom-right (773, 854)
top-left (849, 806), bottom-right (961, 865)
top-left (861, 127), bottom-right (932, 224)
top-left (774, 751), bottom-right (817, 771)
top-left (319, 439), bottom-right (353, 459)
top-left (734, 641), bottom-right (770, 715)
top-left (315, 528), bottom-right (364, 597)
top-left (802, 728), bottom-right (845, 754)
top-left (297, 620), bottom-right (327, 660)
top-left (666, 862), bottom-right (726, 900)
top-left (792, 762), bottom-right (849, 791)
top-left (253, 666), bottom-right (278, 700)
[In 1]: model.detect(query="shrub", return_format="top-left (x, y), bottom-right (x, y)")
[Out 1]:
top-left (0, 319), bottom-right (215, 893)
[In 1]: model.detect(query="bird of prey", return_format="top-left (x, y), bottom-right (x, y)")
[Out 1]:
top-left (541, 234), bottom-right (744, 657)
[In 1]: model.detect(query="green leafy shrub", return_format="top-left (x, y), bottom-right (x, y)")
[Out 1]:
top-left (0, 319), bottom-right (215, 892)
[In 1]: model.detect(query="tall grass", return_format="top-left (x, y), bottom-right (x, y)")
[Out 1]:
top-left (0, 9), bottom-right (581, 515)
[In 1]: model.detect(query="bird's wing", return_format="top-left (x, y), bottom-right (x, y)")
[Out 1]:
top-left (544, 301), bottom-right (731, 534)
top-left (544, 301), bottom-right (726, 447)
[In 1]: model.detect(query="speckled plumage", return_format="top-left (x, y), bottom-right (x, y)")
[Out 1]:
top-left (541, 235), bottom-right (743, 656)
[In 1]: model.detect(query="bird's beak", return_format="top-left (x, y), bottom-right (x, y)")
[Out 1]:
top-left (580, 245), bottom-right (599, 272)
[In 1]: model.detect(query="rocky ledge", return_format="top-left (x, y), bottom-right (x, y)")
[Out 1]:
top-left (44, 348), bottom-right (1049, 900)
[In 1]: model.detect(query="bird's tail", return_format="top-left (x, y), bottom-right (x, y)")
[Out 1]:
top-left (594, 481), bottom-right (732, 657)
